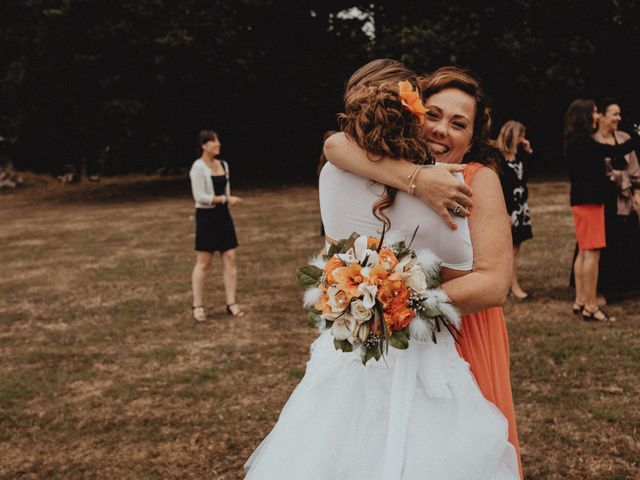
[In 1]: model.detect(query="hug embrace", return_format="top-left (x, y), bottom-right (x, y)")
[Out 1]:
top-left (244, 59), bottom-right (523, 480)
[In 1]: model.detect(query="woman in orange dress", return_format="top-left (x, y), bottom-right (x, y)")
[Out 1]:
top-left (325, 66), bottom-right (522, 478)
top-left (457, 162), bottom-right (521, 474)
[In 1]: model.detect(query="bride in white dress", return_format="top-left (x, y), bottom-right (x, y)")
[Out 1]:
top-left (244, 59), bottom-right (519, 480)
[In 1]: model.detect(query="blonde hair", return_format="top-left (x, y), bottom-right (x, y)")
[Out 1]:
top-left (338, 59), bottom-right (430, 227)
top-left (496, 121), bottom-right (526, 157)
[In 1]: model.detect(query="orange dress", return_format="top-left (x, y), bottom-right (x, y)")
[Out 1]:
top-left (456, 163), bottom-right (523, 479)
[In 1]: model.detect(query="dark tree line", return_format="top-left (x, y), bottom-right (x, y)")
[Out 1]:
top-left (1, 0), bottom-right (639, 183)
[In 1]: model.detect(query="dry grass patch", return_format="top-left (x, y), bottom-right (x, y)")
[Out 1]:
top-left (0, 179), bottom-right (638, 479)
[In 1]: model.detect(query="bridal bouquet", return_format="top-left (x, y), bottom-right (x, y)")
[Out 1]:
top-left (297, 232), bottom-right (461, 365)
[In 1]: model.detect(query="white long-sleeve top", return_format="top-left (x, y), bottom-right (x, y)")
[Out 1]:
top-left (189, 158), bottom-right (231, 209)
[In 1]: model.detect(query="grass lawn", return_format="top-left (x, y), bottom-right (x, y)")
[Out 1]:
top-left (0, 178), bottom-right (638, 479)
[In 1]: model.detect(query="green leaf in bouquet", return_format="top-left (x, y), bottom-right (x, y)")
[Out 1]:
top-left (327, 242), bottom-right (343, 257)
top-left (334, 338), bottom-right (353, 353)
top-left (407, 225), bottom-right (419, 249)
top-left (389, 329), bottom-right (409, 350)
top-left (362, 348), bottom-right (376, 365)
top-left (440, 317), bottom-right (462, 345)
top-left (422, 304), bottom-right (441, 318)
top-left (376, 223), bottom-right (387, 253)
top-left (382, 324), bottom-right (390, 355)
top-left (296, 265), bottom-right (323, 287)
top-left (395, 248), bottom-right (410, 260)
top-left (343, 232), bottom-right (360, 252)
top-left (307, 309), bottom-right (322, 328)
top-left (426, 274), bottom-right (442, 289)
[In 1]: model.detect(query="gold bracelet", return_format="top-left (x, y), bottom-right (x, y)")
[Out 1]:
top-left (407, 164), bottom-right (422, 195)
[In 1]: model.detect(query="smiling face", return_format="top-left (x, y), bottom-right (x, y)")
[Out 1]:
top-left (423, 88), bottom-right (476, 164)
top-left (201, 136), bottom-right (221, 157)
top-left (599, 103), bottom-right (621, 133)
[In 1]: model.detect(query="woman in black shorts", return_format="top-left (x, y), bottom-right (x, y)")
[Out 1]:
top-left (189, 130), bottom-right (244, 321)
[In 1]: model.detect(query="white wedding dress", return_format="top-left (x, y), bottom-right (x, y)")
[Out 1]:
top-left (244, 164), bottom-right (519, 480)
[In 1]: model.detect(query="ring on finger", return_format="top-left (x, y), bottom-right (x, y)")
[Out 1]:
top-left (453, 203), bottom-right (463, 216)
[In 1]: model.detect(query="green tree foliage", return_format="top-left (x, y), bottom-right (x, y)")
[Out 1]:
top-left (370, 0), bottom-right (640, 172)
top-left (1, 1), bottom-right (638, 179)
top-left (0, 0), bottom-right (369, 179)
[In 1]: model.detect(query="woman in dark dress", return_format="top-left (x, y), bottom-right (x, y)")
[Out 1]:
top-left (497, 121), bottom-right (533, 300)
top-left (189, 130), bottom-right (244, 321)
top-left (593, 99), bottom-right (640, 302)
top-left (564, 99), bottom-right (639, 322)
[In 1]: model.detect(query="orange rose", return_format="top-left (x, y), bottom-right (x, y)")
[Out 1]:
top-left (384, 303), bottom-right (415, 331)
top-left (398, 80), bottom-right (427, 125)
top-left (314, 288), bottom-right (331, 313)
top-left (384, 285), bottom-right (413, 330)
top-left (377, 276), bottom-right (405, 306)
top-left (324, 257), bottom-right (344, 285)
top-left (333, 263), bottom-right (365, 299)
top-left (378, 248), bottom-right (398, 270)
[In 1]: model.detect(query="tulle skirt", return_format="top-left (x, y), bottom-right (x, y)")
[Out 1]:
top-left (244, 330), bottom-right (520, 480)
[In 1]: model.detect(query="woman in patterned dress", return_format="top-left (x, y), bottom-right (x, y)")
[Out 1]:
top-left (496, 121), bottom-right (533, 300)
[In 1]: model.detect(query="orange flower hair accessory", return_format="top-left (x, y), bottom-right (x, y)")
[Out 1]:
top-left (398, 80), bottom-right (427, 125)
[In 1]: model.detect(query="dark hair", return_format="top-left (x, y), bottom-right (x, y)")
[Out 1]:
top-left (563, 98), bottom-right (596, 153)
top-left (597, 97), bottom-right (619, 116)
top-left (197, 129), bottom-right (218, 147)
top-left (420, 66), bottom-right (496, 170)
top-left (338, 59), bottom-right (431, 227)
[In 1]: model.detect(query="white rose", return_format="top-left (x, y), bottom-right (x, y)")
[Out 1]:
top-left (405, 267), bottom-right (427, 294)
top-left (330, 313), bottom-right (357, 341)
top-left (349, 322), bottom-right (370, 344)
top-left (350, 299), bottom-right (372, 324)
top-left (327, 286), bottom-right (349, 313)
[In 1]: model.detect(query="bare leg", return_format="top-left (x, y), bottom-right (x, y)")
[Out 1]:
top-left (573, 249), bottom-right (586, 307)
top-left (582, 249), bottom-right (600, 313)
top-left (192, 251), bottom-right (214, 308)
top-left (510, 244), bottom-right (528, 298)
top-left (221, 248), bottom-right (244, 316)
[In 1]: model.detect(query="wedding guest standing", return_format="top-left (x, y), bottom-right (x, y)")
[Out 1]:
top-left (189, 130), bottom-right (245, 321)
top-left (564, 99), bottom-right (638, 322)
top-left (496, 121), bottom-right (533, 300)
top-left (593, 98), bottom-right (640, 300)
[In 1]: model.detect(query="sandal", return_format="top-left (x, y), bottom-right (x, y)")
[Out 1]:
top-left (192, 305), bottom-right (207, 322)
top-left (226, 303), bottom-right (246, 317)
top-left (572, 303), bottom-right (585, 315)
top-left (582, 307), bottom-right (615, 323)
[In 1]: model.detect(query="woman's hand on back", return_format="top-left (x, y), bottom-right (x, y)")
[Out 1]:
top-left (414, 164), bottom-right (473, 229)
top-left (324, 132), bottom-right (473, 230)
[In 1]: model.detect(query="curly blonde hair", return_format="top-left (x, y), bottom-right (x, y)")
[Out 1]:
top-left (338, 59), bottom-right (431, 227)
